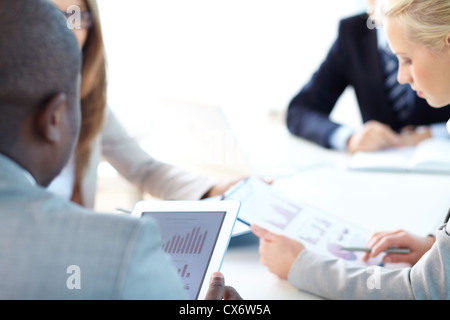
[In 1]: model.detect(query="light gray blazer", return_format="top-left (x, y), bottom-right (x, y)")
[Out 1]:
top-left (0, 154), bottom-right (187, 299)
top-left (79, 108), bottom-right (216, 208)
top-left (288, 223), bottom-right (450, 299)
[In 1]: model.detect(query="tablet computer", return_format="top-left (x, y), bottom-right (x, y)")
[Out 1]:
top-left (131, 200), bottom-right (240, 299)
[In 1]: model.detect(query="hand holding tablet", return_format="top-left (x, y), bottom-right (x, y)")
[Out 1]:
top-left (205, 272), bottom-right (242, 300)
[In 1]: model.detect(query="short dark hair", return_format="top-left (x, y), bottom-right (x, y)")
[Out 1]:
top-left (0, 0), bottom-right (82, 148)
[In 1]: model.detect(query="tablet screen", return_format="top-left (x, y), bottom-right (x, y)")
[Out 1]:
top-left (142, 211), bottom-right (226, 300)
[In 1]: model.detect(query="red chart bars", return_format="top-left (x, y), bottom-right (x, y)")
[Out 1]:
top-left (162, 226), bottom-right (208, 255)
top-left (178, 264), bottom-right (191, 279)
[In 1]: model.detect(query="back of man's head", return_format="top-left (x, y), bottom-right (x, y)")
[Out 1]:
top-left (0, 0), bottom-right (81, 150)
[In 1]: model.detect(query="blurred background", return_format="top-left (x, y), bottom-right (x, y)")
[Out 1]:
top-left (95, 0), bottom-right (368, 211)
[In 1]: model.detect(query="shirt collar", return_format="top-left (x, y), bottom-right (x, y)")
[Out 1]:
top-left (22, 169), bottom-right (37, 186)
top-left (0, 153), bottom-right (37, 187)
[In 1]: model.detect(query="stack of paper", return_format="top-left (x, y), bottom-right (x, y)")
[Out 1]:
top-left (348, 138), bottom-right (450, 174)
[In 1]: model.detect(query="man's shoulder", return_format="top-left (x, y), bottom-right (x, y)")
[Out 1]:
top-left (0, 183), bottom-right (154, 249)
top-left (0, 185), bottom-right (168, 299)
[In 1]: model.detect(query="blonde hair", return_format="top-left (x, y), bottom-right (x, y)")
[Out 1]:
top-left (376, 0), bottom-right (450, 51)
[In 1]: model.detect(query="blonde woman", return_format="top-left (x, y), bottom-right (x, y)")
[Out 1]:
top-left (47, 0), bottom-right (239, 208)
top-left (286, 0), bottom-right (450, 153)
top-left (252, 0), bottom-right (450, 299)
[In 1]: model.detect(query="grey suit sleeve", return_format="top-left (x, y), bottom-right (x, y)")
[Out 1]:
top-left (116, 218), bottom-right (187, 300)
top-left (288, 251), bottom-right (414, 299)
top-left (410, 224), bottom-right (450, 299)
top-left (101, 109), bottom-right (217, 200)
top-left (288, 223), bottom-right (450, 300)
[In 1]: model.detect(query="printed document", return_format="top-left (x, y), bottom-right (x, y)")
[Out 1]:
top-left (225, 178), bottom-right (387, 266)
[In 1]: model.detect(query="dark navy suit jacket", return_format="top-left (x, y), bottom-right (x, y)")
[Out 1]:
top-left (287, 14), bottom-right (450, 148)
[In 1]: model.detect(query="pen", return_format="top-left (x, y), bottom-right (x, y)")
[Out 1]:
top-left (341, 247), bottom-right (411, 254)
top-left (444, 205), bottom-right (450, 223)
top-left (237, 218), bottom-right (250, 227)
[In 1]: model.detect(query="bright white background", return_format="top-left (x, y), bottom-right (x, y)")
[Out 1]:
top-left (94, 0), bottom-right (369, 209)
top-left (97, 0), bottom-right (367, 136)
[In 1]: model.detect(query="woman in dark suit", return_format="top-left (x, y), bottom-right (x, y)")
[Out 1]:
top-left (286, 4), bottom-right (450, 153)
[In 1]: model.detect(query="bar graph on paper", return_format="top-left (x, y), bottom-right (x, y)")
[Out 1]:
top-left (263, 202), bottom-right (300, 230)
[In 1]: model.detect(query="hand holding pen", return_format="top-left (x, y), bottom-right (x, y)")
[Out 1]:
top-left (360, 229), bottom-right (436, 266)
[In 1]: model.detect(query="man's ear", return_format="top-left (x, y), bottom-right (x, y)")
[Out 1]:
top-left (35, 93), bottom-right (67, 143)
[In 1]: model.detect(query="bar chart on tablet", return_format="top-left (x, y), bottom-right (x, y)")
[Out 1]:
top-left (162, 226), bottom-right (208, 255)
top-left (143, 211), bottom-right (225, 299)
top-left (178, 264), bottom-right (191, 279)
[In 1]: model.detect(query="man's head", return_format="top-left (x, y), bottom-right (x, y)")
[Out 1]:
top-left (0, 0), bottom-right (82, 186)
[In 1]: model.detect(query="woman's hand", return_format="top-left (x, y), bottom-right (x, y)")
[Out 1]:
top-left (362, 229), bottom-right (435, 265)
top-left (399, 126), bottom-right (432, 147)
top-left (347, 120), bottom-right (402, 153)
top-left (251, 225), bottom-right (305, 279)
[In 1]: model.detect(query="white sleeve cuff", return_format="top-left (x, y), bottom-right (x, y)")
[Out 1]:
top-left (328, 125), bottom-right (355, 151)
top-left (429, 122), bottom-right (450, 139)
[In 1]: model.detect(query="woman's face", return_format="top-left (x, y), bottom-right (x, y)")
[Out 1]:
top-left (52, 0), bottom-right (90, 49)
top-left (384, 17), bottom-right (450, 108)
